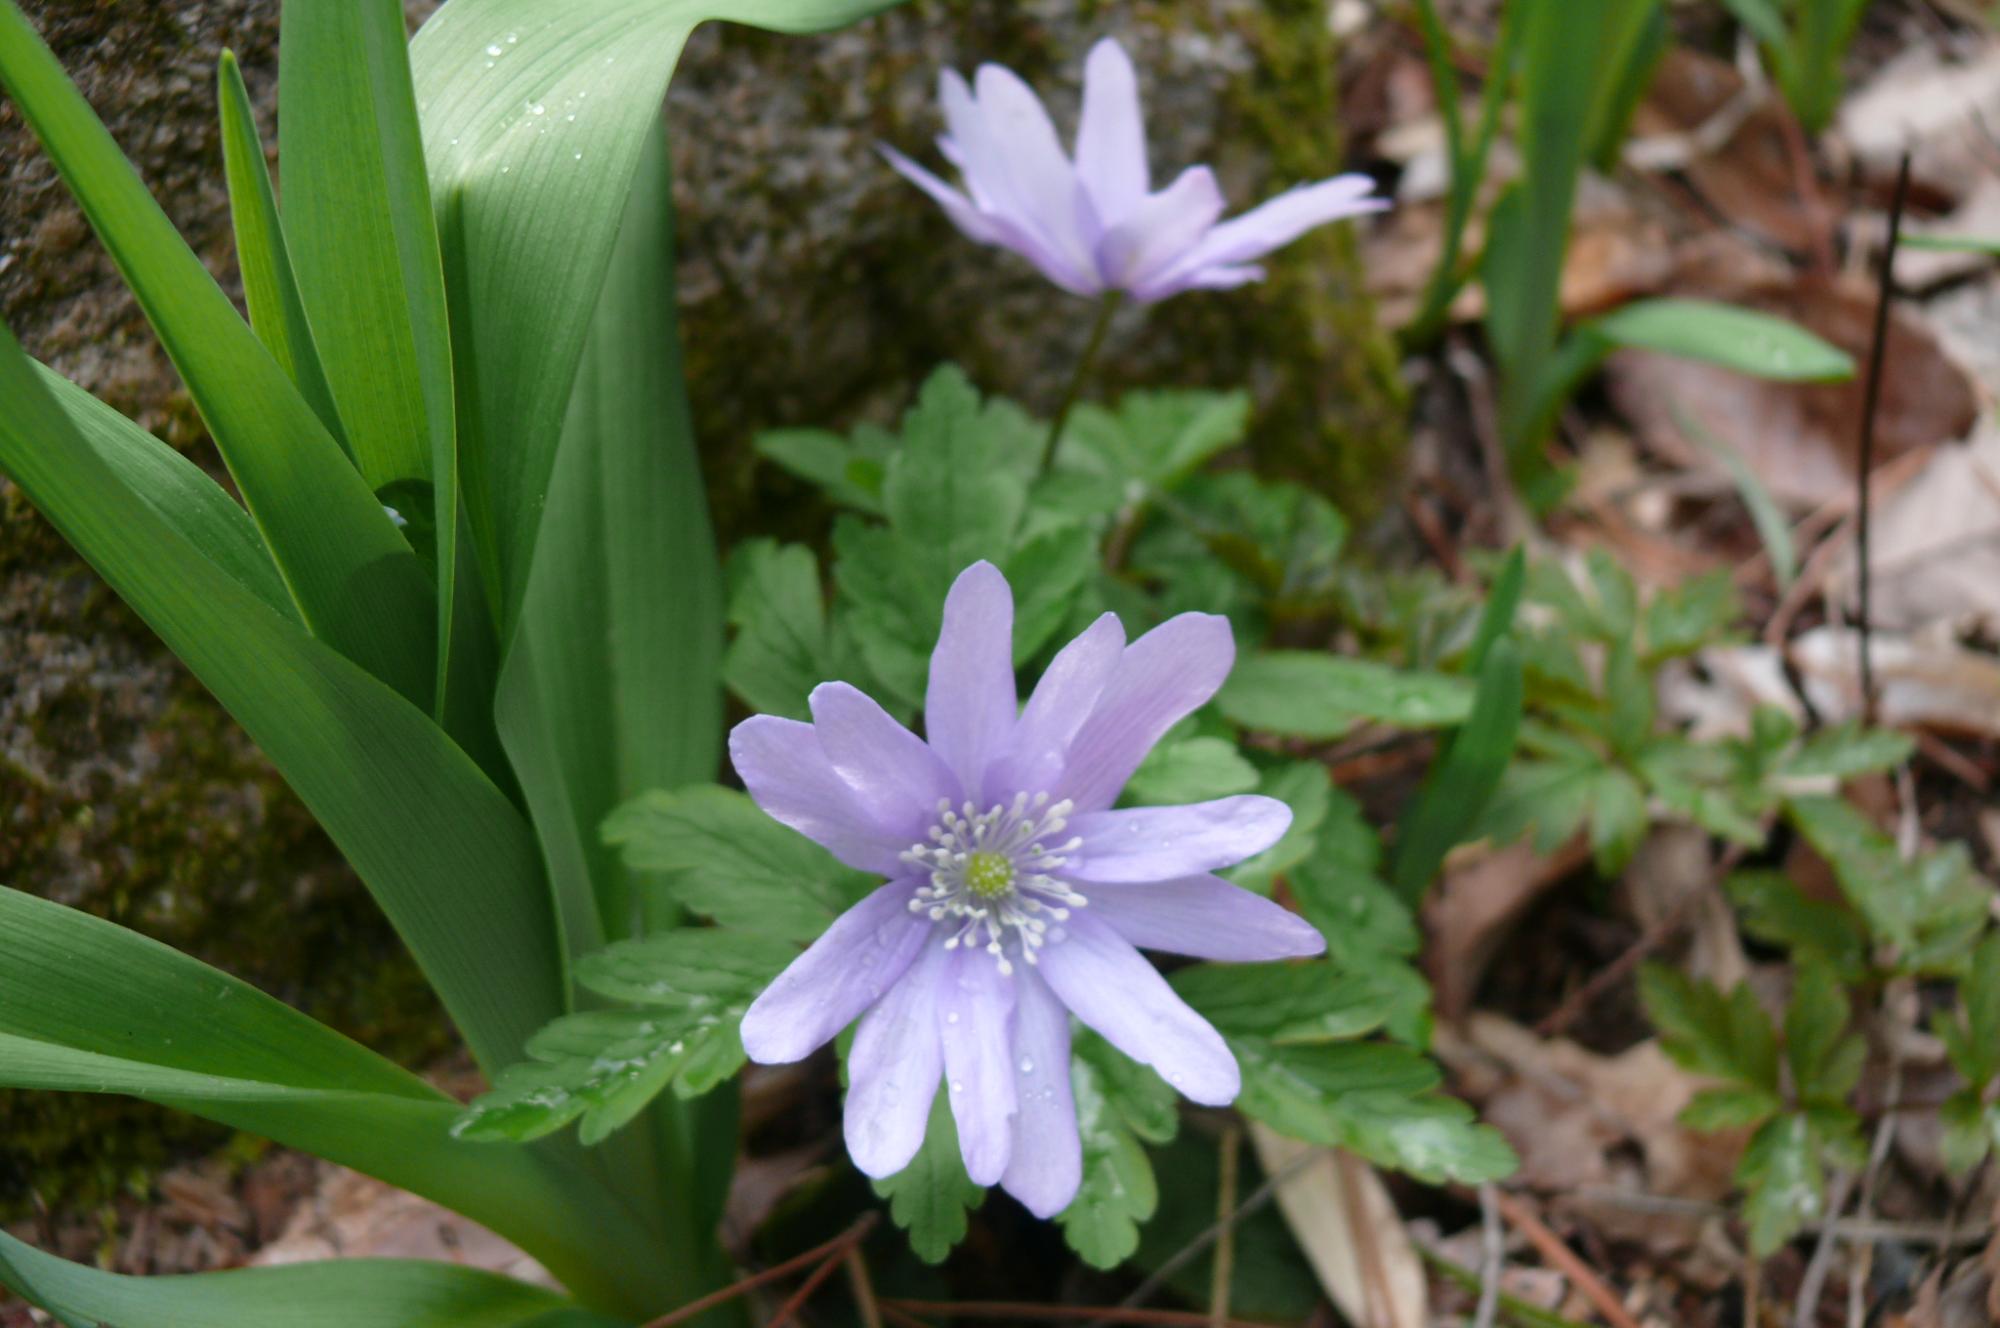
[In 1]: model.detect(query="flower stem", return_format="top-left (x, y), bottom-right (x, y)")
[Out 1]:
top-left (1041, 292), bottom-right (1121, 477)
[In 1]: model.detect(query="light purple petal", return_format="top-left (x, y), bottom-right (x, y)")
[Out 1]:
top-left (1096, 165), bottom-right (1224, 291)
top-left (1064, 795), bottom-right (1291, 884)
top-left (970, 64), bottom-right (1098, 287)
top-left (987, 612), bottom-right (1125, 799)
top-left (741, 879), bottom-right (931, 1064)
top-left (1037, 912), bottom-right (1239, 1105)
top-left (845, 939), bottom-right (948, 1178)
top-left (810, 682), bottom-right (958, 845)
top-left (1075, 38), bottom-right (1149, 227)
top-left (1085, 874), bottom-right (1326, 962)
top-left (1130, 261), bottom-right (1266, 304)
top-left (1000, 969), bottom-right (1080, 1217)
top-left (925, 561), bottom-right (1017, 804)
top-left (937, 947), bottom-right (1019, 1186)
top-left (879, 144), bottom-right (1002, 245)
top-left (1053, 613), bottom-right (1237, 812)
top-left (730, 716), bottom-right (909, 874)
top-left (1179, 175), bottom-right (1387, 270)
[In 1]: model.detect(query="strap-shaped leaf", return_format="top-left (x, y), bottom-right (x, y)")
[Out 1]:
top-left (0, 887), bottom-right (671, 1314)
top-left (0, 318), bottom-right (560, 1083)
top-left (495, 128), bottom-right (720, 961)
top-left (216, 49), bottom-right (347, 451)
top-left (0, 3), bottom-right (436, 705)
top-left (0, 1228), bottom-right (620, 1328)
top-left (410, 0), bottom-right (901, 635)
top-left (278, 0), bottom-right (461, 710)
top-left (30, 361), bottom-right (294, 621)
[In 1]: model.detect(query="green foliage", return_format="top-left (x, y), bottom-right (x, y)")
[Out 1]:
top-left (1642, 960), bottom-right (1867, 1254)
top-left (1786, 796), bottom-right (1992, 974)
top-left (1936, 934), bottom-right (2000, 1172)
top-left (873, 1091), bottom-right (987, 1264)
top-left (603, 785), bottom-right (874, 941)
top-left (455, 932), bottom-right (793, 1145)
top-left (1719, 0), bottom-right (1870, 133)
top-left (1059, 1033), bottom-right (1179, 1268)
top-left (1216, 652), bottom-right (1473, 738)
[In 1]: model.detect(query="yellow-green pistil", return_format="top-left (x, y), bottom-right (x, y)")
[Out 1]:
top-left (963, 850), bottom-right (1017, 900)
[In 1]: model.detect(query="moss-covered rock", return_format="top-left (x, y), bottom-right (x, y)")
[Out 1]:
top-left (0, 0), bottom-right (1404, 1212)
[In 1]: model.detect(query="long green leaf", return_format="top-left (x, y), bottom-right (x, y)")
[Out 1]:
top-left (0, 2), bottom-right (435, 704)
top-left (411, 0), bottom-right (901, 636)
top-left (0, 1229), bottom-right (617, 1328)
top-left (0, 317), bottom-right (558, 1086)
top-left (1388, 636), bottom-right (1525, 902)
top-left (216, 49), bottom-right (347, 450)
top-left (0, 888), bottom-right (659, 1315)
top-left (497, 130), bottom-right (721, 962)
top-left (30, 362), bottom-right (294, 620)
top-left (278, 0), bottom-right (461, 710)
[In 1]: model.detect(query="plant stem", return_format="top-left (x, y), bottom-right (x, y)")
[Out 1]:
top-left (1042, 292), bottom-right (1121, 476)
top-left (1855, 152), bottom-right (1911, 726)
top-left (639, 1213), bottom-right (877, 1328)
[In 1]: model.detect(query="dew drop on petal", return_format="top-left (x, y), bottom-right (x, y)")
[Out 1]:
top-left (945, 1011), bottom-right (959, 1025)
top-left (950, 1080), bottom-right (965, 1094)
top-left (1018, 1056), bottom-right (1034, 1075)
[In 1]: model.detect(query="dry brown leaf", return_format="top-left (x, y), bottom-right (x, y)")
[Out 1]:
top-left (1424, 839), bottom-right (1590, 1022)
top-left (250, 1164), bottom-right (555, 1290)
top-left (1248, 1127), bottom-right (1426, 1328)
top-left (1606, 274), bottom-right (1978, 508)
top-left (1664, 627), bottom-right (2000, 741)
top-left (1830, 426), bottom-right (2000, 633)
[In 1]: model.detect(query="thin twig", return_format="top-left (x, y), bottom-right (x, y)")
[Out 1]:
top-left (847, 1245), bottom-right (885, 1328)
top-left (1855, 152), bottom-right (1913, 725)
top-left (1473, 1183), bottom-right (1503, 1328)
top-left (1109, 1148), bottom-right (1314, 1319)
top-left (1489, 1189), bottom-right (1645, 1328)
top-left (881, 1308), bottom-right (938, 1328)
top-left (764, 1248), bottom-right (851, 1328)
top-left (1041, 292), bottom-right (1121, 476)
top-left (1209, 1125), bottom-right (1240, 1328)
top-left (1791, 1169), bottom-right (1857, 1328)
top-left (638, 1213), bottom-right (878, 1328)
top-left (886, 1301), bottom-right (1269, 1327)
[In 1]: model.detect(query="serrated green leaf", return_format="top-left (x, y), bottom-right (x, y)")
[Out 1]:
top-left (602, 787), bottom-right (873, 941)
top-left (1939, 1090), bottom-right (1999, 1175)
top-left (1587, 766), bottom-right (1648, 876)
top-left (1230, 1038), bottom-right (1515, 1183)
top-left (1142, 473), bottom-right (1348, 618)
top-left (874, 1089), bottom-right (985, 1263)
top-left (1058, 1035), bottom-right (1170, 1268)
top-left (1172, 962), bottom-right (1409, 1045)
top-left (1723, 870), bottom-right (1869, 978)
top-left (723, 538), bottom-right (832, 720)
top-left (1226, 761), bottom-right (1334, 896)
top-left (756, 425), bottom-right (891, 513)
top-left (1005, 521), bottom-right (1097, 663)
top-left (882, 365), bottom-right (1029, 595)
top-left (1737, 1113), bottom-right (1825, 1255)
top-left (1122, 736), bottom-right (1260, 807)
top-left (1937, 933), bottom-right (2000, 1090)
top-left (1776, 724), bottom-right (1914, 781)
top-left (1217, 652), bottom-right (1474, 739)
top-left (1680, 1087), bottom-right (1783, 1132)
top-left (1787, 796), bottom-right (1994, 973)
top-left (1639, 965), bottom-right (1779, 1091)
top-left (1058, 388), bottom-right (1249, 491)
top-left (456, 932), bottom-right (785, 1146)
top-left (1783, 956), bottom-right (1860, 1105)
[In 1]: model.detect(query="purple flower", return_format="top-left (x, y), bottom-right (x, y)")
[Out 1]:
top-left (734, 562), bottom-right (1323, 1218)
top-left (880, 37), bottom-right (1388, 303)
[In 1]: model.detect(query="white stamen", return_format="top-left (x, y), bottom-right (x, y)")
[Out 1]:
top-left (900, 791), bottom-right (1088, 974)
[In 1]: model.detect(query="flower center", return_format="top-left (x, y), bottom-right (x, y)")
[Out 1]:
top-left (902, 792), bottom-right (1088, 975)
